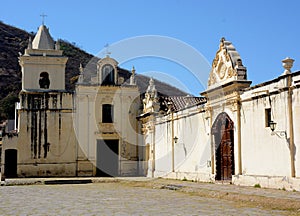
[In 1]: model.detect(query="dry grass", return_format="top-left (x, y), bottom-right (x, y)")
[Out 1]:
top-left (117, 178), bottom-right (300, 214)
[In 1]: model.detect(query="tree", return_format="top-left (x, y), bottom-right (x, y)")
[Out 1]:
top-left (0, 93), bottom-right (19, 121)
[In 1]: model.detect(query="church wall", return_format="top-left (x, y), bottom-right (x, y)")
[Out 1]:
top-left (116, 89), bottom-right (142, 176)
top-left (141, 38), bottom-right (300, 189)
top-left (234, 73), bottom-right (300, 190)
top-left (77, 87), bottom-right (98, 161)
top-left (146, 75), bottom-right (300, 188)
top-left (240, 88), bottom-right (291, 176)
top-left (75, 85), bottom-right (142, 176)
top-left (292, 76), bottom-right (300, 177)
top-left (152, 118), bottom-right (172, 176)
top-left (149, 105), bottom-right (212, 181)
top-left (1, 92), bottom-right (77, 177)
top-left (173, 109), bottom-right (211, 180)
top-left (75, 86), bottom-right (101, 176)
top-left (2, 24), bottom-right (144, 178)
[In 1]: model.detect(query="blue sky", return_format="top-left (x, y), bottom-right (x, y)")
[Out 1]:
top-left (1, 0), bottom-right (300, 95)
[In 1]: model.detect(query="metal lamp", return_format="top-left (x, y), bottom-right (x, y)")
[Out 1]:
top-left (269, 121), bottom-right (277, 132)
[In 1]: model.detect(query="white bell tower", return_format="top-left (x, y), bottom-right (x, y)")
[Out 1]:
top-left (19, 24), bottom-right (68, 91)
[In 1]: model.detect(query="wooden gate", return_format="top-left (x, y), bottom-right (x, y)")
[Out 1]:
top-left (212, 113), bottom-right (234, 181)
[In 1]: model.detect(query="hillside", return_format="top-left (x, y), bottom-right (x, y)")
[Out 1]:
top-left (0, 21), bottom-right (187, 120)
top-left (0, 21), bottom-right (95, 120)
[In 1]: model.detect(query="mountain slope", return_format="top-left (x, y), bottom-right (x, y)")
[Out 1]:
top-left (0, 21), bottom-right (187, 120)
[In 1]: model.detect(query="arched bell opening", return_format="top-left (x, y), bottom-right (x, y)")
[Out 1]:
top-left (39, 72), bottom-right (50, 89)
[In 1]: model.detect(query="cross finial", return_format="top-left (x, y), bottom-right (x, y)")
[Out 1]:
top-left (104, 43), bottom-right (111, 57)
top-left (40, 13), bottom-right (47, 25)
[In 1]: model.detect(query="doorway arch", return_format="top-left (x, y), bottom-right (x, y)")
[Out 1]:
top-left (4, 149), bottom-right (18, 178)
top-left (212, 112), bottom-right (234, 181)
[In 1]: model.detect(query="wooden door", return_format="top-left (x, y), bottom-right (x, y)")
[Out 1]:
top-left (213, 113), bottom-right (234, 181)
top-left (219, 125), bottom-right (233, 180)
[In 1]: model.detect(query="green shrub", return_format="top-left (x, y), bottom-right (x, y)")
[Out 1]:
top-left (254, 183), bottom-right (261, 188)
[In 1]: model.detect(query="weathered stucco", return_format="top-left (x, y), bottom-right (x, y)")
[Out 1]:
top-left (2, 26), bottom-right (300, 191)
top-left (140, 39), bottom-right (300, 191)
top-left (2, 91), bottom-right (77, 177)
top-left (74, 83), bottom-right (143, 176)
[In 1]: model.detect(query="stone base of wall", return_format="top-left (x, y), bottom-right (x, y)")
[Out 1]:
top-left (17, 163), bottom-right (76, 177)
top-left (153, 171), bottom-right (300, 191)
top-left (232, 175), bottom-right (300, 191)
top-left (77, 160), bottom-right (94, 176)
top-left (156, 171), bottom-right (213, 183)
top-left (120, 161), bottom-right (138, 176)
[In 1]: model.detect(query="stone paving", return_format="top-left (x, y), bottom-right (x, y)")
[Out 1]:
top-left (163, 178), bottom-right (300, 200)
top-left (0, 178), bottom-right (298, 215)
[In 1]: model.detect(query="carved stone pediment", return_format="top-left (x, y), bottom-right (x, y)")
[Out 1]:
top-left (101, 95), bottom-right (112, 104)
top-left (208, 38), bottom-right (247, 88)
top-left (142, 121), bottom-right (155, 134)
top-left (98, 123), bottom-right (117, 134)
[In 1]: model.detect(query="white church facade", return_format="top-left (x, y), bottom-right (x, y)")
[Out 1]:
top-left (1, 24), bottom-right (300, 191)
top-left (1, 24), bottom-right (142, 177)
top-left (140, 38), bottom-right (300, 191)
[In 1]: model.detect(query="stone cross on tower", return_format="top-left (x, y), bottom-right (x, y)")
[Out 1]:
top-left (40, 13), bottom-right (47, 25)
top-left (104, 43), bottom-right (111, 57)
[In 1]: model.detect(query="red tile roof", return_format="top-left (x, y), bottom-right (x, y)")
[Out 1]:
top-left (160, 96), bottom-right (206, 112)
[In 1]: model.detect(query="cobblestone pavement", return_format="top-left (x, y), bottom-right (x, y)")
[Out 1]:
top-left (0, 180), bottom-right (296, 216)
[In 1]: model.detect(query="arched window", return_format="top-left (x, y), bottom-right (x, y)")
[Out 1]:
top-left (39, 72), bottom-right (50, 89)
top-left (101, 64), bottom-right (115, 85)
